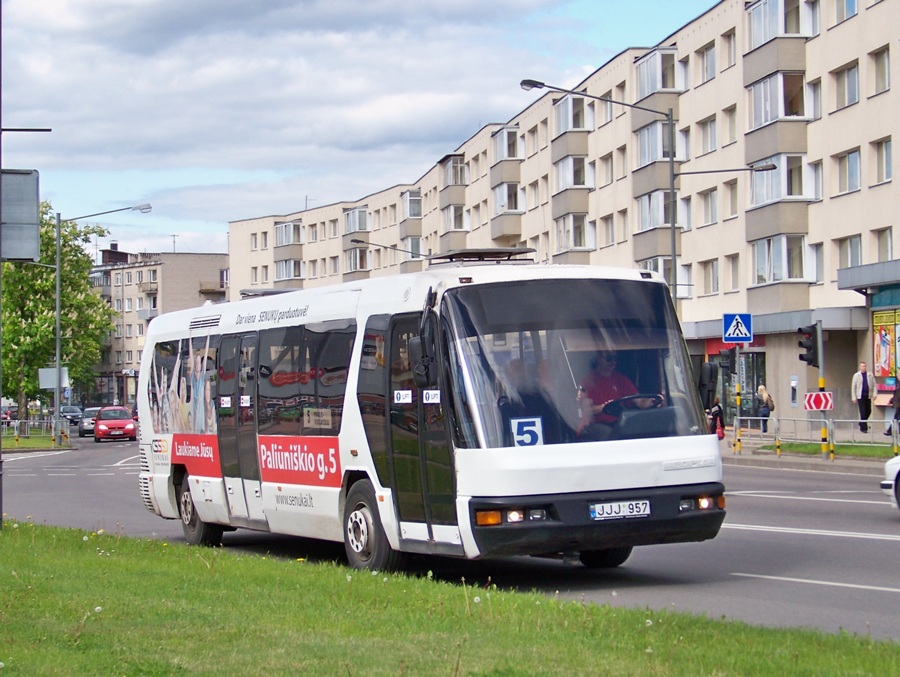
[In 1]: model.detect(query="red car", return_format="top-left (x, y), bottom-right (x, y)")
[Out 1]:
top-left (94, 406), bottom-right (138, 442)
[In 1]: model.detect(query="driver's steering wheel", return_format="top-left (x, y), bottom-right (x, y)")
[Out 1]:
top-left (598, 393), bottom-right (664, 417)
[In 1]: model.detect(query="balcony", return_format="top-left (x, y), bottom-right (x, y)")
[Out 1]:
top-left (138, 281), bottom-right (158, 294)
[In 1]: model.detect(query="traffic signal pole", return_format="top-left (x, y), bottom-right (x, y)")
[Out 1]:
top-left (733, 343), bottom-right (742, 455)
top-left (815, 320), bottom-right (830, 460)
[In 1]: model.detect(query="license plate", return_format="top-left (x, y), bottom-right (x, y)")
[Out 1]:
top-left (110, 430), bottom-right (123, 436)
top-left (590, 500), bottom-right (651, 521)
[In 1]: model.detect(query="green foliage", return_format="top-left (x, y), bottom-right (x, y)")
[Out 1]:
top-left (1, 521), bottom-right (899, 675)
top-left (1, 202), bottom-right (113, 410)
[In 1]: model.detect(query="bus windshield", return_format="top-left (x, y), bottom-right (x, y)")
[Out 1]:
top-left (441, 278), bottom-right (707, 449)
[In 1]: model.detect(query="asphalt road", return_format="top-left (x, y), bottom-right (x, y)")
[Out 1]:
top-left (2, 437), bottom-right (898, 641)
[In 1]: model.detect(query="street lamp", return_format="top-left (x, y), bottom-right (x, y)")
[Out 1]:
top-left (521, 79), bottom-right (677, 298)
top-left (521, 79), bottom-right (778, 302)
top-left (52, 203), bottom-right (151, 445)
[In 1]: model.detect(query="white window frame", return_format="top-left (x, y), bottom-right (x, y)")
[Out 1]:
top-left (636, 48), bottom-right (678, 100)
top-left (494, 127), bottom-right (522, 161)
top-left (493, 183), bottom-right (522, 214)
top-left (402, 190), bottom-right (422, 219)
top-left (875, 138), bottom-right (892, 184)
top-left (343, 207), bottom-right (369, 234)
top-left (753, 234), bottom-right (808, 284)
top-left (637, 121), bottom-right (672, 167)
top-left (637, 190), bottom-right (675, 232)
top-left (274, 221), bottom-right (300, 247)
top-left (835, 0), bottom-right (857, 24)
top-left (442, 205), bottom-right (467, 232)
top-left (698, 42), bottom-right (716, 84)
top-left (554, 95), bottom-right (594, 135)
top-left (275, 259), bottom-right (305, 281)
top-left (750, 154), bottom-right (812, 205)
top-left (836, 148), bottom-right (860, 194)
top-left (872, 46), bottom-right (890, 95)
top-left (702, 258), bottom-right (720, 295)
top-left (554, 214), bottom-right (595, 252)
top-left (699, 116), bottom-right (717, 154)
top-left (344, 249), bottom-right (369, 273)
top-left (554, 156), bottom-right (592, 192)
top-left (837, 234), bottom-right (861, 268)
top-left (700, 188), bottom-right (718, 226)
top-left (834, 62), bottom-right (859, 109)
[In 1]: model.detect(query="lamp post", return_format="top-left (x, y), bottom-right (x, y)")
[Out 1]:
top-left (52, 203), bottom-right (151, 446)
top-left (521, 79), bottom-right (677, 298)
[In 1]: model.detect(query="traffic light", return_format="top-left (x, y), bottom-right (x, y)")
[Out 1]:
top-left (718, 348), bottom-right (736, 373)
top-left (798, 324), bottom-right (819, 368)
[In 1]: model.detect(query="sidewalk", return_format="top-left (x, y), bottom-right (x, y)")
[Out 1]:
top-left (720, 436), bottom-right (887, 476)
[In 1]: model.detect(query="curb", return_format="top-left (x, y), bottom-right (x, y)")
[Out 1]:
top-left (721, 449), bottom-right (886, 476)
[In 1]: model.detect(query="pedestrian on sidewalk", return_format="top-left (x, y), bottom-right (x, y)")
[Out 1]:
top-left (757, 384), bottom-right (773, 433)
top-left (851, 362), bottom-right (876, 433)
top-left (885, 392), bottom-right (900, 437)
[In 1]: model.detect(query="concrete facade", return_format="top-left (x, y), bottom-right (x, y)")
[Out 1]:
top-left (228, 0), bottom-right (898, 425)
top-left (89, 248), bottom-right (228, 406)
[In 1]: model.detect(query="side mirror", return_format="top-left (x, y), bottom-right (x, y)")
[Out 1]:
top-left (698, 362), bottom-right (718, 410)
top-left (409, 336), bottom-right (435, 388)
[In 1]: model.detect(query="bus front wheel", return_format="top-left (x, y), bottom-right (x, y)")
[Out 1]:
top-left (343, 480), bottom-right (404, 571)
top-left (177, 475), bottom-right (223, 547)
top-left (579, 546), bottom-right (633, 568)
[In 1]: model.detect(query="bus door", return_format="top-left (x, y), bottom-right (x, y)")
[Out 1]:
top-left (388, 316), bottom-right (458, 550)
top-left (217, 333), bottom-right (265, 523)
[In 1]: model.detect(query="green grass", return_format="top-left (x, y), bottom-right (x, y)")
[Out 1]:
top-left (760, 442), bottom-right (898, 459)
top-left (1, 521), bottom-right (898, 675)
top-left (0, 434), bottom-right (72, 450)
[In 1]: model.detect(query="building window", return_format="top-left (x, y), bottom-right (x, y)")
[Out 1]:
top-left (125, 298), bottom-right (133, 312)
top-left (136, 297), bottom-right (143, 310)
top-left (872, 47), bottom-right (890, 95)
top-left (699, 116), bottom-right (717, 154)
top-left (836, 149), bottom-right (861, 193)
top-left (135, 270), bottom-right (143, 283)
top-left (834, 62), bottom-right (859, 109)
top-left (748, 0), bottom-right (809, 49)
top-left (727, 254), bottom-right (740, 291)
top-left (125, 324), bottom-right (133, 337)
top-left (698, 42), bottom-right (716, 84)
top-left (250, 233), bottom-right (258, 250)
top-left (114, 272), bottom-right (122, 287)
top-left (749, 73), bottom-right (806, 130)
top-left (637, 122), bottom-right (672, 167)
top-left (115, 351), bottom-right (123, 365)
top-left (329, 256), bottom-right (339, 275)
top-left (442, 205), bottom-right (466, 231)
top-left (275, 259), bottom-right (305, 280)
top-left (261, 231), bottom-right (268, 249)
top-left (125, 272), bottom-right (132, 285)
top-left (877, 228), bottom-right (893, 262)
top-left (723, 106), bottom-right (737, 144)
top-left (700, 188), bottom-right (718, 226)
top-left (554, 156), bottom-right (591, 191)
top-left (148, 269), bottom-right (157, 283)
top-left (442, 156), bottom-right (468, 187)
top-left (751, 154), bottom-right (810, 205)
top-left (754, 234), bottom-right (806, 283)
top-left (400, 237), bottom-right (423, 259)
top-left (555, 214), bottom-right (594, 251)
top-left (554, 95), bottom-right (593, 135)
top-left (261, 266), bottom-right (268, 284)
top-left (806, 79), bottom-right (821, 120)
top-left (343, 207), bottom-right (368, 234)
top-left (721, 30), bottom-right (736, 69)
top-left (598, 91), bottom-right (613, 125)
top-left (137, 323), bottom-right (144, 336)
top-left (251, 267), bottom-right (258, 284)
top-left (114, 298), bottom-right (122, 312)
top-left (874, 138), bottom-right (892, 184)
top-left (345, 249), bottom-right (369, 273)
top-left (494, 127), bottom-right (522, 161)
top-left (274, 222), bottom-right (297, 246)
top-left (616, 146), bottom-right (627, 179)
top-left (638, 257), bottom-right (674, 291)
top-left (598, 153), bottom-right (613, 187)
top-left (601, 214), bottom-right (614, 246)
top-left (636, 48), bottom-right (678, 99)
top-left (493, 183), bottom-right (521, 214)
top-left (679, 196), bottom-right (691, 232)
top-left (126, 351), bottom-right (133, 363)
top-left (701, 259), bottom-right (719, 295)
top-left (307, 260), bottom-right (317, 278)
top-left (637, 191), bottom-right (675, 232)
top-left (402, 190), bottom-right (422, 219)
top-left (329, 219), bottom-right (339, 238)
top-left (837, 234), bottom-right (861, 268)
top-left (725, 180), bottom-right (738, 217)
top-left (834, 0), bottom-right (857, 24)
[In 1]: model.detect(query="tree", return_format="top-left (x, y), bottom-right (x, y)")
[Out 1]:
top-left (1, 202), bottom-right (113, 418)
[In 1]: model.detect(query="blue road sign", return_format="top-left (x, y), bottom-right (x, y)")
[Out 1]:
top-left (722, 313), bottom-right (753, 343)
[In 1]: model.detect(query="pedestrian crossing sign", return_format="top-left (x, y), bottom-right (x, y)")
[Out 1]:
top-left (722, 313), bottom-right (753, 342)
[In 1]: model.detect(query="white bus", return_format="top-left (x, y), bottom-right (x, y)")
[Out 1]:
top-left (137, 249), bottom-right (725, 570)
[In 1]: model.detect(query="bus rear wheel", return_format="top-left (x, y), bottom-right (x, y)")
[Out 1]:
top-left (343, 480), bottom-right (405, 571)
top-left (177, 475), bottom-right (223, 547)
top-left (579, 546), bottom-right (633, 568)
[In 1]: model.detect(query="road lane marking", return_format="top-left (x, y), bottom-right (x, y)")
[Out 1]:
top-left (724, 523), bottom-right (900, 541)
top-left (728, 491), bottom-right (888, 506)
top-left (732, 573), bottom-right (900, 595)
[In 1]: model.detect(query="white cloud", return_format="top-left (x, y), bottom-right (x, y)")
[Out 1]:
top-left (2, 0), bottom-right (715, 254)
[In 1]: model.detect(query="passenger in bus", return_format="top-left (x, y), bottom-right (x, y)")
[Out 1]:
top-left (578, 351), bottom-right (660, 439)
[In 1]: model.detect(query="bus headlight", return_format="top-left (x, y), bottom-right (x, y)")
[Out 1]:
top-left (475, 507), bottom-right (549, 526)
top-left (679, 495), bottom-right (725, 513)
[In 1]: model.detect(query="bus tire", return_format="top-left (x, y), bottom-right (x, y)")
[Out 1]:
top-left (177, 475), bottom-right (223, 547)
top-left (579, 546), bottom-right (633, 569)
top-left (343, 480), bottom-right (404, 571)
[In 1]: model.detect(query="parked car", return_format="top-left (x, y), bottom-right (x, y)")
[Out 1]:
top-left (60, 405), bottom-right (83, 425)
top-left (881, 455), bottom-right (900, 514)
top-left (2, 405), bottom-right (19, 424)
top-left (93, 406), bottom-right (138, 442)
top-left (78, 407), bottom-right (102, 438)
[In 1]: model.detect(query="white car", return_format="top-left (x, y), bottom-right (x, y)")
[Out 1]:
top-left (881, 455), bottom-right (900, 513)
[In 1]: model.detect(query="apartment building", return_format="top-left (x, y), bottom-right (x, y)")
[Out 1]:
top-left (229, 0), bottom-right (897, 424)
top-left (89, 245), bottom-right (229, 406)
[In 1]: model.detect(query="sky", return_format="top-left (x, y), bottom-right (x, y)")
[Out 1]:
top-left (1, 0), bottom-right (717, 257)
